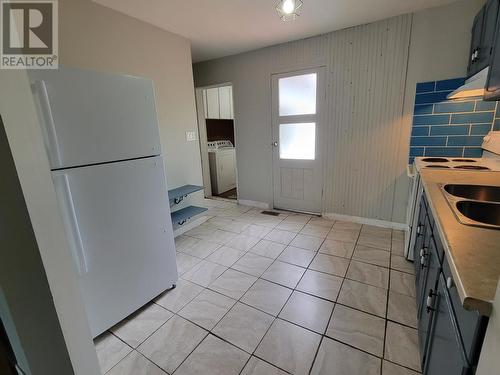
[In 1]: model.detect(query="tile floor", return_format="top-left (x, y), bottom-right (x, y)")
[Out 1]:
top-left (95, 199), bottom-right (421, 375)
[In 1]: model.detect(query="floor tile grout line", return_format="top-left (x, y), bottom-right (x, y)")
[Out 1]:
top-left (381, 228), bottom-right (393, 374)
top-left (239, 216), bottom-right (319, 374)
top-left (306, 220), bottom-right (361, 374)
top-left (104, 348), bottom-right (167, 375)
top-left (149, 232), bottom-right (273, 375)
top-left (175, 231), bottom-right (295, 374)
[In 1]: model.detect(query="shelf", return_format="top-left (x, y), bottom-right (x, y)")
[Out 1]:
top-left (171, 205), bottom-right (208, 225)
top-left (168, 185), bottom-right (204, 204)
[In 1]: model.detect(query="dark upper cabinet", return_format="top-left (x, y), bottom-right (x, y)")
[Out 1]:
top-left (480, 1), bottom-right (499, 70)
top-left (468, 0), bottom-right (500, 78)
top-left (468, 6), bottom-right (485, 77)
top-left (485, 1), bottom-right (500, 99)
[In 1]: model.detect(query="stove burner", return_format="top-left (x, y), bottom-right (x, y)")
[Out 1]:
top-left (452, 159), bottom-right (477, 163)
top-left (426, 165), bottom-right (450, 168)
top-left (454, 165), bottom-right (490, 170)
top-left (422, 158), bottom-right (449, 163)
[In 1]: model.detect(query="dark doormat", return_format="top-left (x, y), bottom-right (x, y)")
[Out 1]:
top-left (261, 210), bottom-right (280, 216)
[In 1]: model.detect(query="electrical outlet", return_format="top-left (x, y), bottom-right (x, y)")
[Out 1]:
top-left (186, 131), bottom-right (197, 142)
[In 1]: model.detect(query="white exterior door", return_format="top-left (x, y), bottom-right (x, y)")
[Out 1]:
top-left (272, 68), bottom-right (325, 213)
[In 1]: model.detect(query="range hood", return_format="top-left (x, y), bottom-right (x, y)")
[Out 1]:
top-left (447, 67), bottom-right (489, 100)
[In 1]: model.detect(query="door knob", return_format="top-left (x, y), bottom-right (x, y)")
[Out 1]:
top-left (273, 141), bottom-right (278, 147)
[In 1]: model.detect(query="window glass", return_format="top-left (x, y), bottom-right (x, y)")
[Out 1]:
top-left (279, 73), bottom-right (317, 116)
top-left (279, 122), bottom-right (316, 160)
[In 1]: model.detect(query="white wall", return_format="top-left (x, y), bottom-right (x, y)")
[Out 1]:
top-left (193, 0), bottom-right (484, 223)
top-left (60, 0), bottom-right (203, 202)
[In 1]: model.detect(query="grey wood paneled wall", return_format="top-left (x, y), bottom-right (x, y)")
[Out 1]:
top-left (194, 15), bottom-right (412, 223)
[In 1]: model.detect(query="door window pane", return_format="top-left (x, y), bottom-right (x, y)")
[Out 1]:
top-left (279, 73), bottom-right (317, 116)
top-left (279, 123), bottom-right (315, 160)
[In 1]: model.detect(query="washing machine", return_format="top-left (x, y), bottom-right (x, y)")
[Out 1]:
top-left (208, 140), bottom-right (236, 195)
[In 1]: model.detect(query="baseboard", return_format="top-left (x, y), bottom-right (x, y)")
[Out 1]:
top-left (173, 215), bottom-right (210, 237)
top-left (237, 199), bottom-right (270, 209)
top-left (322, 212), bottom-right (409, 231)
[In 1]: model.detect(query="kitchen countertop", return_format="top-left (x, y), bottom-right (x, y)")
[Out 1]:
top-left (420, 169), bottom-right (500, 316)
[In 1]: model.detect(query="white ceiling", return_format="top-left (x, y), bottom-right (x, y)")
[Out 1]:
top-left (94, 0), bottom-right (459, 62)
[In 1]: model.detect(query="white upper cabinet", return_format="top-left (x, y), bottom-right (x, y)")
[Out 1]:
top-left (204, 86), bottom-right (233, 119)
top-left (206, 87), bottom-right (220, 119)
top-left (218, 86), bottom-right (233, 119)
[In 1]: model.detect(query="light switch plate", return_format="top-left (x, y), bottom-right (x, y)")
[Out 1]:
top-left (186, 131), bottom-right (197, 142)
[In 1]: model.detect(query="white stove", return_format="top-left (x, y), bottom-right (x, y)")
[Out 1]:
top-left (414, 157), bottom-right (500, 173)
top-left (405, 132), bottom-right (500, 260)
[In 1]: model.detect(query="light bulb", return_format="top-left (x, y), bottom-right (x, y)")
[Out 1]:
top-left (282, 0), bottom-right (295, 14)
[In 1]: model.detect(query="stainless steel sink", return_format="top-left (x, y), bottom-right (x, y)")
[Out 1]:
top-left (441, 184), bottom-right (500, 230)
top-left (456, 201), bottom-right (500, 227)
top-left (444, 184), bottom-right (500, 203)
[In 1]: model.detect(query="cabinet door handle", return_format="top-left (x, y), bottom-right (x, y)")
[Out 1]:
top-left (420, 247), bottom-right (428, 257)
top-left (426, 289), bottom-right (436, 313)
top-left (420, 255), bottom-right (426, 269)
top-left (446, 277), bottom-right (454, 289)
top-left (416, 224), bottom-right (423, 236)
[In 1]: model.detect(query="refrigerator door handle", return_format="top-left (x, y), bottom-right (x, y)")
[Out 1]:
top-left (31, 80), bottom-right (62, 167)
top-left (52, 172), bottom-right (89, 275)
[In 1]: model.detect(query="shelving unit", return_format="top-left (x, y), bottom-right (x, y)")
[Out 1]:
top-left (168, 185), bottom-right (207, 225)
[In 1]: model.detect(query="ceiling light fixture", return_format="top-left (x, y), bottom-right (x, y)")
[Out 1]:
top-left (276, 0), bottom-right (303, 22)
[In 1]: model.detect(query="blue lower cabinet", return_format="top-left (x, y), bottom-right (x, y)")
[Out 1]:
top-left (414, 200), bottom-right (429, 305)
top-left (423, 274), bottom-right (472, 375)
top-left (443, 260), bottom-right (489, 367)
top-left (416, 191), bottom-right (489, 375)
top-left (417, 230), bottom-right (440, 367)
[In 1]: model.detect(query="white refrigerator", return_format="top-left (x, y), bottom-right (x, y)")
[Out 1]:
top-left (29, 67), bottom-right (178, 337)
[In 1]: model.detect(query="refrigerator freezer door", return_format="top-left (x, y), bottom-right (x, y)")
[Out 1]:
top-left (52, 156), bottom-right (177, 337)
top-left (30, 67), bottom-right (161, 169)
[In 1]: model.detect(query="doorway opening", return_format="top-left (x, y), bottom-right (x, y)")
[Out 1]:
top-left (195, 84), bottom-right (238, 201)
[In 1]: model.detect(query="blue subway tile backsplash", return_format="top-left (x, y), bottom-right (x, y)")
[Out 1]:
top-left (412, 127), bottom-right (429, 136)
top-left (433, 101), bottom-right (475, 113)
top-left (435, 78), bottom-right (466, 91)
top-left (409, 77), bottom-right (498, 164)
top-left (416, 81), bottom-right (435, 93)
top-left (410, 137), bottom-right (447, 147)
top-left (450, 112), bottom-right (494, 124)
top-left (415, 91), bottom-right (453, 105)
top-left (475, 101), bottom-right (496, 111)
top-left (430, 125), bottom-right (469, 136)
top-left (414, 104), bottom-right (433, 115)
top-left (447, 136), bottom-right (485, 146)
top-left (471, 124), bottom-right (494, 135)
top-left (464, 148), bottom-right (483, 157)
top-left (413, 114), bottom-right (450, 126)
top-left (424, 147), bottom-right (463, 157)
